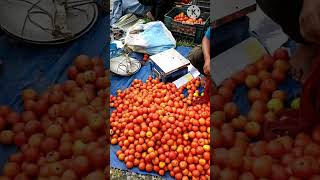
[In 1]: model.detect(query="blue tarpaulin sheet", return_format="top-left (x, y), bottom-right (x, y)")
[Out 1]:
top-left (109, 45), bottom-right (192, 179)
top-left (0, 14), bottom-right (109, 171)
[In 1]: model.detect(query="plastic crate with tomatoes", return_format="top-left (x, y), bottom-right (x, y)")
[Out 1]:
top-left (164, 6), bottom-right (210, 44)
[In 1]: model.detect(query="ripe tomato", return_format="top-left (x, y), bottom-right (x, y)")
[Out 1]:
top-left (244, 64), bottom-right (258, 75)
top-left (252, 156), bottom-right (272, 178)
top-left (6, 112), bottom-right (20, 125)
top-left (245, 121), bottom-right (261, 138)
top-left (41, 137), bottom-right (59, 153)
top-left (61, 169), bottom-right (78, 180)
top-left (266, 140), bottom-right (285, 158)
top-left (23, 163), bottom-right (38, 177)
top-left (24, 120), bottom-right (41, 136)
top-left (220, 168), bottom-right (238, 180)
top-left (0, 105), bottom-right (10, 117)
top-left (3, 162), bottom-right (20, 178)
top-left (226, 147), bottom-right (243, 169)
top-left (291, 157), bottom-right (313, 178)
top-left (0, 130), bottom-right (14, 145)
top-left (72, 156), bottom-right (90, 175)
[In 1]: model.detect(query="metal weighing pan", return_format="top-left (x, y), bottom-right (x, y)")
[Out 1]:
top-left (110, 55), bottom-right (141, 76)
top-left (0, 0), bottom-right (98, 45)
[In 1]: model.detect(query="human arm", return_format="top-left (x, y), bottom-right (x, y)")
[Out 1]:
top-left (202, 34), bottom-right (211, 75)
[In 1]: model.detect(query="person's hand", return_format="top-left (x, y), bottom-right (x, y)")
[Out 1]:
top-left (203, 60), bottom-right (210, 75)
top-left (299, 0), bottom-right (320, 45)
top-left (146, 11), bottom-right (155, 21)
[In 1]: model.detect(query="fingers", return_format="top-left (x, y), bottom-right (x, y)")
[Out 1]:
top-left (146, 12), bottom-right (155, 21)
top-left (203, 65), bottom-right (210, 75)
top-left (300, 15), bottom-right (315, 43)
top-left (301, 17), bottom-right (320, 44)
top-left (300, 3), bottom-right (320, 45)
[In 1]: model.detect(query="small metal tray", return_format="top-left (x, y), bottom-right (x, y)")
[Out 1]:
top-left (110, 55), bottom-right (141, 76)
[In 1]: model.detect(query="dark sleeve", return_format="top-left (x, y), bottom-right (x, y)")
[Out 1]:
top-left (157, 0), bottom-right (175, 6)
top-left (211, 16), bottom-right (250, 58)
top-left (153, 0), bottom-right (175, 21)
top-left (138, 0), bottom-right (154, 6)
top-left (256, 0), bottom-right (307, 44)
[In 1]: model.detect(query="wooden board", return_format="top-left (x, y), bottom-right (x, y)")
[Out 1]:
top-left (211, 0), bottom-right (256, 27)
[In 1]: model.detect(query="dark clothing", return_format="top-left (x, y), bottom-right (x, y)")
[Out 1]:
top-left (138, 0), bottom-right (174, 21)
top-left (211, 16), bottom-right (250, 58)
top-left (256, 0), bottom-right (306, 44)
top-left (189, 17), bottom-right (250, 74)
top-left (152, 0), bottom-right (175, 21)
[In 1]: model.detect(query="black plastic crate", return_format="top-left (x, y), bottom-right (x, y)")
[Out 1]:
top-left (164, 6), bottom-right (210, 44)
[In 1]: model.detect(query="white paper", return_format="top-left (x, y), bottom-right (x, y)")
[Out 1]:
top-left (212, 37), bottom-right (267, 86)
top-left (173, 63), bottom-right (201, 88)
top-left (188, 64), bottom-right (201, 78)
top-left (173, 73), bottom-right (194, 88)
top-left (248, 8), bottom-right (288, 54)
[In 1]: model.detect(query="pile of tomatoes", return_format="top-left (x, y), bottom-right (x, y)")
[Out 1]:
top-left (110, 77), bottom-right (210, 180)
top-left (174, 12), bottom-right (204, 25)
top-left (0, 55), bottom-right (109, 180)
top-left (213, 48), bottom-right (320, 179)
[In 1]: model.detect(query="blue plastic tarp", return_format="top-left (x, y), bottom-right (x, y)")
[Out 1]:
top-left (0, 14), bottom-right (109, 171)
top-left (109, 46), bottom-right (192, 179)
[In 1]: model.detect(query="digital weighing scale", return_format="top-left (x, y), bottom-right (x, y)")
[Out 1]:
top-left (150, 48), bottom-right (190, 82)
